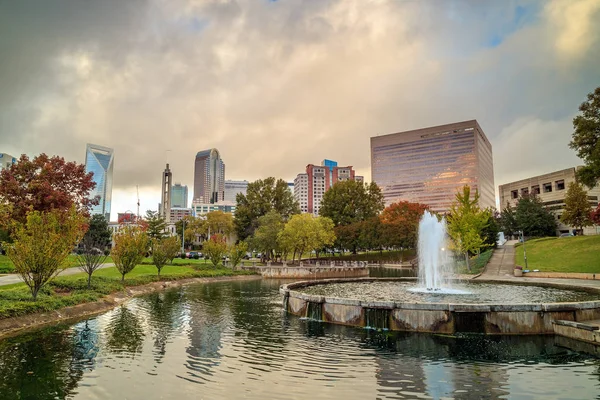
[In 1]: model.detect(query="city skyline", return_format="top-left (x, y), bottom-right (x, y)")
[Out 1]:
top-left (1, 1), bottom-right (598, 219)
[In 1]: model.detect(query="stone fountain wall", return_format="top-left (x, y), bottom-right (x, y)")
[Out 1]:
top-left (280, 278), bottom-right (600, 335)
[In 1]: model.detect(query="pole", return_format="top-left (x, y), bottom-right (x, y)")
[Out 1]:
top-left (181, 218), bottom-right (185, 255)
top-left (521, 230), bottom-right (528, 269)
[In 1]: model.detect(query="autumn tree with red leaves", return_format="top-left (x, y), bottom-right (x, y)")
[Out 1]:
top-left (0, 154), bottom-right (98, 230)
top-left (380, 201), bottom-right (430, 249)
top-left (591, 204), bottom-right (600, 226)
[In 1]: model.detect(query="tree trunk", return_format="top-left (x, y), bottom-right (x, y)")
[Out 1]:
top-left (31, 286), bottom-right (39, 301)
top-left (87, 273), bottom-right (92, 289)
top-left (464, 252), bottom-right (471, 272)
top-left (122, 273), bottom-right (125, 282)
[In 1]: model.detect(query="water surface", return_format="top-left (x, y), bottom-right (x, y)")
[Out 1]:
top-left (0, 279), bottom-right (599, 399)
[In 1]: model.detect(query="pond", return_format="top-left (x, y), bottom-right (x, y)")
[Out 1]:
top-left (0, 279), bottom-right (599, 399)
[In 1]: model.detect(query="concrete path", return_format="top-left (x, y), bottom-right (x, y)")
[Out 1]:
top-left (0, 263), bottom-right (115, 286)
top-left (478, 240), bottom-right (518, 279)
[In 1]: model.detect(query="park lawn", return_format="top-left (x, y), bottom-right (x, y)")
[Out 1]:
top-left (515, 235), bottom-right (600, 273)
top-left (0, 264), bottom-right (256, 320)
top-left (0, 254), bottom-right (114, 274)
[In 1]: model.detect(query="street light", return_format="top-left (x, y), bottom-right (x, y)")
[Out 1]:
top-left (520, 230), bottom-right (528, 269)
top-left (181, 218), bottom-right (186, 256)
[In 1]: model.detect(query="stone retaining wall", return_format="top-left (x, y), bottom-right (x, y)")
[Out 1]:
top-left (280, 278), bottom-right (600, 335)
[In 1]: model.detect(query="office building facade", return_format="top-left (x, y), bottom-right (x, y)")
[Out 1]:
top-left (191, 201), bottom-right (236, 216)
top-left (499, 167), bottom-right (600, 235)
top-left (85, 144), bottom-right (114, 220)
top-left (171, 183), bottom-right (188, 208)
top-left (0, 153), bottom-right (17, 170)
top-left (294, 163), bottom-right (361, 215)
top-left (370, 120), bottom-right (495, 214)
top-left (193, 148), bottom-right (225, 204)
top-left (224, 180), bottom-right (248, 203)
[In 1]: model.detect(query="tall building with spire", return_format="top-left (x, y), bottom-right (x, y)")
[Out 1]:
top-left (85, 144), bottom-right (114, 220)
top-left (160, 163), bottom-right (173, 222)
top-left (193, 148), bottom-right (225, 204)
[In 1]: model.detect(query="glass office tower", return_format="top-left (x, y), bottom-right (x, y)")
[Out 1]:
top-left (193, 148), bottom-right (225, 204)
top-left (171, 183), bottom-right (188, 208)
top-left (85, 144), bottom-right (114, 220)
top-left (370, 120), bottom-right (495, 214)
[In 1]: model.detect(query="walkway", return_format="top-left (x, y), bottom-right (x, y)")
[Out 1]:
top-left (478, 240), bottom-right (518, 279)
top-left (0, 263), bottom-right (115, 286)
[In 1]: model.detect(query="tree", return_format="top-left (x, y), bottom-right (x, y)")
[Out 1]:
top-left (560, 181), bottom-right (592, 233)
top-left (150, 238), bottom-right (169, 277)
top-left (3, 207), bottom-right (87, 300)
top-left (234, 177), bottom-right (300, 240)
top-left (0, 154), bottom-right (97, 229)
top-left (569, 86), bottom-right (600, 188)
top-left (359, 217), bottom-right (384, 253)
top-left (591, 204), bottom-right (600, 225)
top-left (145, 210), bottom-right (167, 240)
top-left (83, 214), bottom-right (112, 252)
top-left (203, 234), bottom-right (228, 268)
top-left (250, 211), bottom-right (284, 261)
top-left (76, 235), bottom-right (108, 289)
top-left (379, 201), bottom-right (429, 249)
top-left (499, 202), bottom-right (518, 238)
top-left (177, 216), bottom-right (207, 248)
top-left (206, 210), bottom-right (234, 236)
top-left (278, 214), bottom-right (336, 263)
top-left (111, 225), bottom-right (148, 281)
top-left (446, 186), bottom-right (490, 271)
top-left (319, 180), bottom-right (384, 226)
top-left (515, 195), bottom-right (557, 237)
top-left (161, 235), bottom-right (181, 264)
top-left (334, 222), bottom-right (362, 254)
top-left (229, 241), bottom-right (248, 270)
top-left (480, 209), bottom-right (500, 249)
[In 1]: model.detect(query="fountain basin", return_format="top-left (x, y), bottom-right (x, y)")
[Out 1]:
top-left (280, 278), bottom-right (600, 335)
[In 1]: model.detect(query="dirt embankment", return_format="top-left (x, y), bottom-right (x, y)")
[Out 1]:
top-left (0, 275), bottom-right (261, 339)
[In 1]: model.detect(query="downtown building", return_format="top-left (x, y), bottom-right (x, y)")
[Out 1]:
top-left (370, 120), bottom-right (495, 214)
top-left (0, 153), bottom-right (17, 170)
top-left (171, 183), bottom-right (188, 208)
top-left (294, 161), bottom-right (363, 215)
top-left (499, 166), bottom-right (600, 235)
top-left (193, 148), bottom-right (225, 204)
top-left (224, 180), bottom-right (248, 203)
top-left (85, 144), bottom-right (114, 220)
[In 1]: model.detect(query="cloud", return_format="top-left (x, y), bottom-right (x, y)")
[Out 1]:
top-left (0, 0), bottom-right (598, 219)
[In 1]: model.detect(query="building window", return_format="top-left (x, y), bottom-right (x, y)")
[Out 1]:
top-left (543, 183), bottom-right (552, 193)
top-left (555, 180), bottom-right (565, 190)
top-left (521, 188), bottom-right (529, 196)
top-left (511, 190), bottom-right (518, 199)
top-left (531, 185), bottom-right (540, 195)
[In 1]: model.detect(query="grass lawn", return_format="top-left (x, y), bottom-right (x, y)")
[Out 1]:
top-left (0, 254), bottom-right (115, 274)
top-left (0, 264), bottom-right (256, 320)
top-left (515, 235), bottom-right (600, 273)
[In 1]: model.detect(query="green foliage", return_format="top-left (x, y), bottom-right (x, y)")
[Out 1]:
top-left (319, 180), bottom-right (384, 226)
top-left (111, 226), bottom-right (149, 281)
top-left (278, 214), bottom-right (336, 262)
top-left (235, 177), bottom-right (300, 240)
top-left (229, 241), bottom-right (248, 269)
top-left (446, 186), bottom-right (490, 271)
top-left (162, 235), bottom-right (181, 264)
top-left (515, 195), bottom-right (557, 237)
top-left (145, 210), bottom-right (167, 240)
top-left (249, 211), bottom-right (284, 261)
top-left (76, 235), bottom-right (108, 289)
top-left (150, 238), bottom-right (169, 277)
top-left (561, 181), bottom-right (592, 231)
top-left (569, 86), bottom-right (600, 188)
top-left (203, 234), bottom-right (228, 268)
top-left (3, 207), bottom-right (87, 300)
top-left (499, 202), bottom-right (518, 237)
top-left (334, 223), bottom-right (362, 254)
top-left (84, 214), bottom-right (112, 250)
top-left (206, 210), bottom-right (234, 236)
top-left (480, 210), bottom-right (500, 249)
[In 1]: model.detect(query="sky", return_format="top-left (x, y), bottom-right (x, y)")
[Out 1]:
top-left (1, 0), bottom-right (599, 220)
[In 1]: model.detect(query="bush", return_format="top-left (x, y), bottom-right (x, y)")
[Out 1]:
top-left (180, 253), bottom-right (187, 259)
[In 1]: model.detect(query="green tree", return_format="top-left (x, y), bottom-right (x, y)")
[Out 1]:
top-left (480, 209), bottom-right (500, 249)
top-left (569, 86), bottom-right (600, 188)
top-left (206, 210), bottom-right (234, 236)
top-left (334, 222), bottom-right (362, 254)
top-left (150, 238), bottom-right (169, 277)
top-left (319, 180), bottom-right (384, 226)
top-left (359, 217), bottom-right (384, 253)
top-left (111, 225), bottom-right (149, 281)
top-left (447, 186), bottom-right (489, 271)
top-left (515, 195), bottom-right (557, 237)
top-left (228, 241), bottom-right (248, 270)
top-left (203, 234), bottom-right (228, 268)
top-left (560, 181), bottom-right (592, 233)
top-left (145, 210), bottom-right (167, 240)
top-left (234, 177), bottom-right (299, 240)
top-left (3, 206), bottom-right (87, 300)
top-left (250, 211), bottom-right (284, 261)
top-left (161, 235), bottom-right (181, 264)
top-left (83, 214), bottom-right (112, 251)
top-left (76, 214), bottom-right (113, 288)
top-left (278, 214), bottom-right (336, 263)
top-left (499, 202), bottom-right (518, 238)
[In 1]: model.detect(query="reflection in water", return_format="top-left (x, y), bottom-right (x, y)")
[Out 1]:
top-left (0, 279), bottom-right (598, 399)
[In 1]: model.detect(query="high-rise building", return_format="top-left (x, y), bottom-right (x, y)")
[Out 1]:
top-left (294, 163), bottom-right (361, 215)
top-left (193, 148), bottom-right (225, 204)
top-left (160, 163), bottom-right (173, 223)
top-left (370, 120), bottom-right (494, 214)
top-left (171, 183), bottom-right (188, 208)
top-left (499, 166), bottom-right (600, 236)
top-left (322, 159), bottom-right (338, 186)
top-left (224, 180), bottom-right (248, 203)
top-left (170, 207), bottom-right (193, 222)
top-left (85, 144), bottom-right (114, 220)
top-left (0, 153), bottom-right (17, 170)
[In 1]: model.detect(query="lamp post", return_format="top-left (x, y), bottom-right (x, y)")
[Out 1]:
top-left (181, 218), bottom-right (185, 256)
top-left (520, 230), bottom-right (528, 269)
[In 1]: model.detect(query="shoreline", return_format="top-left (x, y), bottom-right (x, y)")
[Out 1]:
top-left (0, 274), bottom-right (262, 340)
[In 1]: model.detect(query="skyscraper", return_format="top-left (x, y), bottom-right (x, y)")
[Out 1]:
top-left (85, 144), bottom-right (114, 220)
top-left (193, 148), bottom-right (225, 204)
top-left (171, 183), bottom-right (188, 208)
top-left (370, 120), bottom-right (494, 213)
top-left (160, 163), bottom-right (172, 222)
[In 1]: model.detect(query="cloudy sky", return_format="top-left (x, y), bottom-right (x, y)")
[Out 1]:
top-left (1, 0), bottom-right (599, 219)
